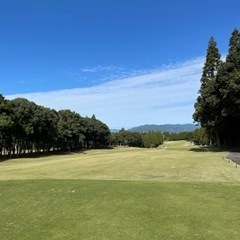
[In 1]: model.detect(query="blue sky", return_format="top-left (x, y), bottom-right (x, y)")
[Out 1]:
top-left (1, 0), bottom-right (240, 129)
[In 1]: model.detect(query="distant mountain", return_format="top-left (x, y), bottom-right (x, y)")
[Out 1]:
top-left (127, 124), bottom-right (198, 133)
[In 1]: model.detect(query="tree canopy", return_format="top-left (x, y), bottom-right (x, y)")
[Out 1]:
top-left (193, 28), bottom-right (240, 147)
top-left (0, 95), bottom-right (111, 157)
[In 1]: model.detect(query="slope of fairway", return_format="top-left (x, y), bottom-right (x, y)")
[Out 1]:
top-left (1, 141), bottom-right (240, 240)
top-left (0, 141), bottom-right (239, 182)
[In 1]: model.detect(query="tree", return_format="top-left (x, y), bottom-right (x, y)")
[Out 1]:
top-left (216, 28), bottom-right (240, 146)
top-left (192, 128), bottom-right (209, 146)
top-left (116, 128), bottom-right (131, 146)
top-left (32, 106), bottom-right (59, 152)
top-left (0, 94), bottom-right (112, 157)
top-left (10, 98), bottom-right (37, 154)
top-left (141, 131), bottom-right (163, 148)
top-left (84, 116), bottom-right (110, 148)
top-left (193, 36), bottom-right (222, 146)
top-left (193, 28), bottom-right (240, 147)
top-left (57, 109), bottom-right (85, 151)
top-left (0, 95), bottom-right (15, 156)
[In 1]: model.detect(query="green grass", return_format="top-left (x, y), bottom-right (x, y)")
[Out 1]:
top-left (0, 141), bottom-right (238, 182)
top-left (1, 141), bottom-right (240, 239)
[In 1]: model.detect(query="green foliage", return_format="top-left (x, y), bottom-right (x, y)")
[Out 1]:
top-left (113, 128), bottom-right (139, 146)
top-left (191, 128), bottom-right (209, 145)
top-left (141, 131), bottom-right (163, 148)
top-left (0, 95), bottom-right (15, 156)
top-left (0, 95), bottom-right (14, 129)
top-left (57, 109), bottom-right (84, 150)
top-left (193, 28), bottom-right (240, 147)
top-left (111, 129), bottom-right (163, 148)
top-left (193, 36), bottom-right (222, 146)
top-left (164, 131), bottom-right (193, 142)
top-left (0, 96), bottom-right (110, 157)
top-left (82, 117), bottom-right (110, 148)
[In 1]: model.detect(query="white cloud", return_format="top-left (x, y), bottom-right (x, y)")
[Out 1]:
top-left (81, 65), bottom-right (121, 73)
top-left (6, 57), bottom-right (204, 129)
top-left (81, 68), bottom-right (98, 73)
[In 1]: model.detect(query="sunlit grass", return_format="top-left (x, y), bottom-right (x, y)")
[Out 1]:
top-left (1, 141), bottom-right (240, 239)
top-left (0, 141), bottom-right (238, 182)
top-left (1, 180), bottom-right (240, 240)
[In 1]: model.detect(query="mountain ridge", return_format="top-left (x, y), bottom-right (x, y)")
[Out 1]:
top-left (127, 124), bottom-right (198, 133)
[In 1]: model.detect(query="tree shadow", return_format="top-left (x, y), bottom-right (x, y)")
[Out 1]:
top-left (229, 148), bottom-right (240, 153)
top-left (0, 147), bottom-right (114, 163)
top-left (189, 146), bottom-right (228, 153)
top-left (0, 150), bottom-right (84, 162)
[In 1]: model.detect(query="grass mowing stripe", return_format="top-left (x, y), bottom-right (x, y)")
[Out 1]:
top-left (1, 179), bottom-right (240, 240)
top-left (1, 141), bottom-right (239, 182)
top-left (1, 141), bottom-right (240, 239)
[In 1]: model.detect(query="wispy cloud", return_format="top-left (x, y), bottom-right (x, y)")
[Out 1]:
top-left (6, 57), bottom-right (204, 129)
top-left (81, 68), bottom-right (98, 73)
top-left (81, 66), bottom-right (124, 73)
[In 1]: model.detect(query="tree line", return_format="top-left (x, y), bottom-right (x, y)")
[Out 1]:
top-left (193, 28), bottom-right (240, 147)
top-left (163, 129), bottom-right (209, 146)
top-left (0, 95), bottom-right (167, 158)
top-left (0, 95), bottom-right (110, 157)
top-left (109, 128), bottom-right (164, 148)
top-left (108, 128), bottom-right (206, 148)
top-left (0, 91), bottom-right (206, 158)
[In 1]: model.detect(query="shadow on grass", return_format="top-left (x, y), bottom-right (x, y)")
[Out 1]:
top-left (0, 146), bottom-right (114, 162)
top-left (189, 146), bottom-right (228, 153)
top-left (229, 148), bottom-right (240, 153)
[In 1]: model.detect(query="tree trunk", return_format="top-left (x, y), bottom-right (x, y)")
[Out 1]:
top-left (215, 129), bottom-right (221, 148)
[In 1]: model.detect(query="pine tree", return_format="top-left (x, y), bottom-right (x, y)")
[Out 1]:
top-left (193, 37), bottom-right (221, 146)
top-left (216, 28), bottom-right (240, 146)
top-left (194, 28), bottom-right (240, 147)
top-left (224, 28), bottom-right (240, 116)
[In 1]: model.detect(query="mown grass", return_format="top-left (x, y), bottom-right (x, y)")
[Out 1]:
top-left (1, 141), bottom-right (240, 239)
top-left (0, 141), bottom-right (238, 182)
